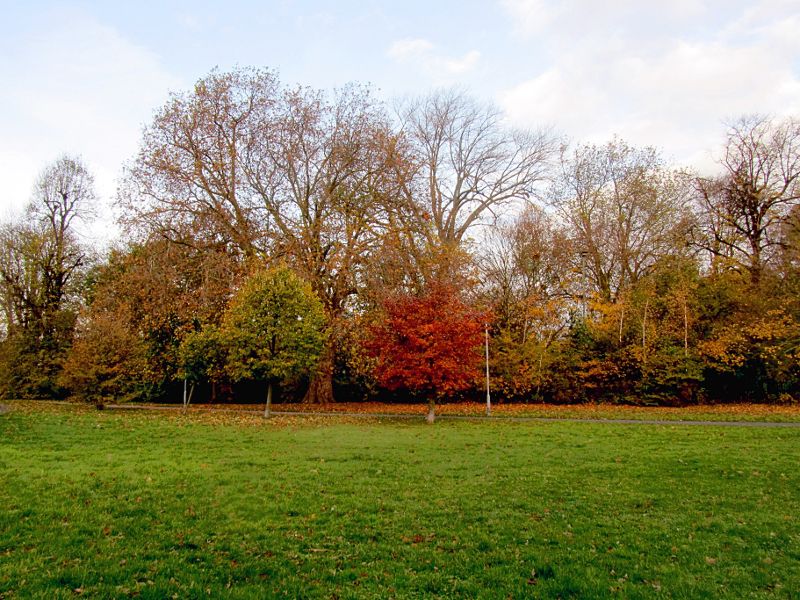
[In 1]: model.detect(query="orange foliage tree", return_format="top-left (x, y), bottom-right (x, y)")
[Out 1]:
top-left (364, 284), bottom-right (485, 420)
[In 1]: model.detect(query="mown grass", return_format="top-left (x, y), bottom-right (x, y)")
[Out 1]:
top-left (1, 406), bottom-right (799, 598)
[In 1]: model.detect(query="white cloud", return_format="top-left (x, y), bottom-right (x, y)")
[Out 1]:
top-left (497, 0), bottom-right (800, 172)
top-left (499, 68), bottom-right (607, 135)
top-left (500, 0), bottom-right (557, 34)
top-left (178, 13), bottom-right (206, 33)
top-left (0, 8), bottom-right (181, 241)
top-left (388, 38), bottom-right (435, 61)
top-left (441, 50), bottom-right (482, 75)
top-left (501, 0), bottom-right (710, 36)
top-left (387, 37), bottom-right (482, 83)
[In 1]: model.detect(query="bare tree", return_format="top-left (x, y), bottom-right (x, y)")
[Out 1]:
top-left (1, 156), bottom-right (94, 331)
top-left (550, 139), bottom-right (693, 303)
top-left (479, 205), bottom-right (572, 341)
top-left (478, 205), bottom-right (575, 399)
top-left (30, 156), bottom-right (95, 316)
top-left (399, 89), bottom-right (555, 249)
top-left (0, 155), bottom-right (95, 396)
top-left (693, 115), bottom-right (800, 285)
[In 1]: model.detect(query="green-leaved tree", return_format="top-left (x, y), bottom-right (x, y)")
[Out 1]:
top-left (178, 325), bottom-right (227, 410)
top-left (223, 268), bottom-right (327, 416)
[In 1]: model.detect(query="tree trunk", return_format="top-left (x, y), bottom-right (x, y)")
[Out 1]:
top-left (683, 299), bottom-right (689, 358)
top-left (264, 380), bottom-right (273, 418)
top-left (641, 298), bottom-right (649, 365)
top-left (535, 349), bottom-right (544, 400)
top-left (426, 398), bottom-right (436, 423)
top-left (182, 380), bottom-right (195, 412)
top-left (303, 345), bottom-right (335, 404)
top-left (749, 236), bottom-right (762, 287)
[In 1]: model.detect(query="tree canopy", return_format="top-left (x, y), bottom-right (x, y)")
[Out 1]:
top-left (3, 68), bottom-right (800, 407)
top-left (365, 283), bottom-right (485, 418)
top-left (222, 267), bottom-right (327, 414)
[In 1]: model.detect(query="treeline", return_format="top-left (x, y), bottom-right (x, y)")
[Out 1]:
top-left (1, 67), bottom-right (799, 406)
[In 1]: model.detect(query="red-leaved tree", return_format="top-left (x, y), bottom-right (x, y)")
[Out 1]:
top-left (365, 283), bottom-right (485, 421)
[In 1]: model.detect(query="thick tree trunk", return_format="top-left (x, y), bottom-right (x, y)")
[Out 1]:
top-left (749, 236), bottom-right (762, 287)
top-left (302, 348), bottom-right (335, 404)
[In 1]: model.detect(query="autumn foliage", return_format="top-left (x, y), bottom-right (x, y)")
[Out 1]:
top-left (364, 284), bottom-right (485, 399)
top-left (3, 69), bottom-right (800, 407)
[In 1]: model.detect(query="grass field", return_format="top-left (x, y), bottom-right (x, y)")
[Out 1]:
top-left (1, 404), bottom-right (799, 598)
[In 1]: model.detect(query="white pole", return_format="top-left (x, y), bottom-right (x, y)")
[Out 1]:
top-left (485, 323), bottom-right (491, 416)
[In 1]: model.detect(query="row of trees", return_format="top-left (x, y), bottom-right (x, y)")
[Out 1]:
top-left (1, 67), bottom-right (799, 405)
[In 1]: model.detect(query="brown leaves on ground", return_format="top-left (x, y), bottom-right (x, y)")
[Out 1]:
top-left (3, 399), bottom-right (800, 428)
top-left (226, 400), bottom-right (800, 421)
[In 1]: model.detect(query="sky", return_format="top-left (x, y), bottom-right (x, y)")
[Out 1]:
top-left (1, 0), bottom-right (799, 240)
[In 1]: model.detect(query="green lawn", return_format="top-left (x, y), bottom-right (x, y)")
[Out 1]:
top-left (1, 407), bottom-right (798, 598)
